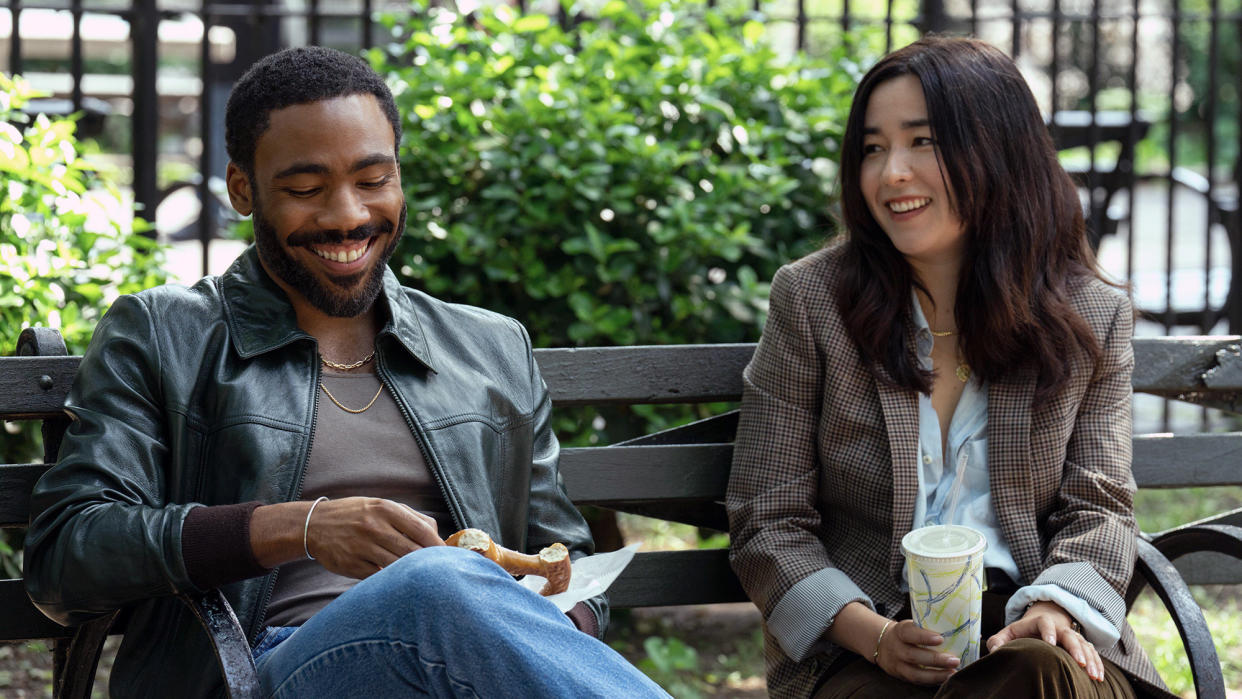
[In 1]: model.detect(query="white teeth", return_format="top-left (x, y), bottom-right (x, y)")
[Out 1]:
top-left (888, 198), bottom-right (930, 213)
top-left (313, 245), bottom-right (365, 263)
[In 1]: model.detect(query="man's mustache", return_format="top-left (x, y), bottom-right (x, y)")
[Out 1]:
top-left (286, 220), bottom-right (393, 247)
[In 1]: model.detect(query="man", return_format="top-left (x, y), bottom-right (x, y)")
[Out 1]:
top-left (24, 46), bottom-right (667, 697)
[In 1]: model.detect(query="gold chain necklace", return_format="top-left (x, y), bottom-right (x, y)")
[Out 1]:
top-left (319, 381), bottom-right (385, 414)
top-left (320, 351), bottom-right (375, 371)
top-left (929, 329), bottom-right (970, 382)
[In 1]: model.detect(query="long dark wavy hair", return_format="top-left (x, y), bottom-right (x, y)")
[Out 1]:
top-left (837, 36), bottom-right (1107, 401)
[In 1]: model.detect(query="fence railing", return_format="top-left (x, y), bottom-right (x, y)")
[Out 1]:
top-left (3, 0), bottom-right (1240, 341)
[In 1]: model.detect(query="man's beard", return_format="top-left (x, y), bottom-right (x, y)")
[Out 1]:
top-left (253, 199), bottom-right (405, 318)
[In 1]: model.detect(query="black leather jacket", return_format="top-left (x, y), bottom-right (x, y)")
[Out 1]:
top-left (24, 246), bottom-right (603, 697)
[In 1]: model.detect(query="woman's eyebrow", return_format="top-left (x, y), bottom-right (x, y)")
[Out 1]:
top-left (862, 118), bottom-right (930, 135)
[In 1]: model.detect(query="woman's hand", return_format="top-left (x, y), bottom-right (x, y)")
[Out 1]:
top-left (828, 602), bottom-right (959, 686)
top-left (985, 600), bottom-right (1104, 681)
top-left (874, 619), bottom-right (961, 685)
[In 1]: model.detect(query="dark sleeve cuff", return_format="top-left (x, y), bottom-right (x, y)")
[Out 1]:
top-left (181, 502), bottom-right (269, 590)
top-left (565, 601), bottom-right (599, 638)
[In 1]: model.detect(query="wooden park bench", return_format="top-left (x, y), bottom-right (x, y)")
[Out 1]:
top-left (2, 327), bottom-right (1242, 697)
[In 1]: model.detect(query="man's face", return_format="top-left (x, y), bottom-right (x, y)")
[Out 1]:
top-left (228, 93), bottom-right (405, 318)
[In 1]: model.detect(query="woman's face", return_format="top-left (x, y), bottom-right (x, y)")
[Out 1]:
top-left (859, 74), bottom-right (966, 268)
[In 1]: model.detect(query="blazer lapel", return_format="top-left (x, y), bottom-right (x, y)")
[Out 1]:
top-left (987, 365), bottom-right (1041, 583)
top-left (875, 368), bottom-right (920, 583)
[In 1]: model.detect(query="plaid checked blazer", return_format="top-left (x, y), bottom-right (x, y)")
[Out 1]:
top-left (726, 244), bottom-right (1169, 698)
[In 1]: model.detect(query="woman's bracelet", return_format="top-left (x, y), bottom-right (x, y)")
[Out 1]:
top-left (873, 620), bottom-right (894, 664)
top-left (304, 496), bottom-right (329, 560)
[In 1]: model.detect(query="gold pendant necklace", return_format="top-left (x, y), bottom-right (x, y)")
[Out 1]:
top-left (320, 351), bottom-right (375, 371)
top-left (319, 381), bottom-right (385, 414)
top-left (955, 362), bottom-right (971, 383)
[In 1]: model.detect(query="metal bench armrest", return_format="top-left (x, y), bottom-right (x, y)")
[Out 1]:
top-left (1126, 536), bottom-right (1227, 699)
top-left (54, 591), bottom-right (260, 699)
top-left (179, 590), bottom-right (262, 699)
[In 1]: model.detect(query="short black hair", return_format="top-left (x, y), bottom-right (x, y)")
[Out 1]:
top-left (225, 46), bottom-right (401, 176)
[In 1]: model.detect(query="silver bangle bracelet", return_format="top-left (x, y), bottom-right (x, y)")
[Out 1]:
top-left (304, 496), bottom-right (329, 560)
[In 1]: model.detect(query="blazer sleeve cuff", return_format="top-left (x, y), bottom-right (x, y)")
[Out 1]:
top-left (1003, 562), bottom-right (1124, 648)
top-left (767, 567), bottom-right (874, 662)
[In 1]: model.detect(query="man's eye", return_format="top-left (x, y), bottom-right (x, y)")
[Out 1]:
top-left (360, 176), bottom-right (392, 189)
top-left (284, 188), bottom-right (319, 197)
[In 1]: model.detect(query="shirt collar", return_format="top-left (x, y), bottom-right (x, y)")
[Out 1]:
top-left (219, 245), bottom-right (435, 370)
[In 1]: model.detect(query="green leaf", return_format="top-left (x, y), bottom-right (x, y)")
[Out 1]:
top-left (513, 15), bottom-right (551, 33)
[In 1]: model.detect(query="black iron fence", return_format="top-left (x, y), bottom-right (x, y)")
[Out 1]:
top-left (3, 0), bottom-right (1241, 340)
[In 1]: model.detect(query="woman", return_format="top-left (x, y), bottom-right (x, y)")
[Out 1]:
top-left (726, 37), bottom-right (1169, 698)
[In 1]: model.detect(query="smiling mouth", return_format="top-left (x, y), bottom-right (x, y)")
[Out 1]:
top-left (887, 197), bottom-right (930, 213)
top-left (309, 238), bottom-right (373, 263)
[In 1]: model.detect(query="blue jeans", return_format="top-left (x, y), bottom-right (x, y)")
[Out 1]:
top-left (252, 546), bottom-right (669, 698)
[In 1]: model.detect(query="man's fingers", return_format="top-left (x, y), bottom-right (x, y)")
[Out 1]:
top-left (389, 504), bottom-right (445, 549)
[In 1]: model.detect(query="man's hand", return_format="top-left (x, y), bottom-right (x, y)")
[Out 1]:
top-left (986, 600), bottom-right (1103, 681)
top-left (828, 602), bottom-right (959, 686)
top-left (251, 497), bottom-right (444, 578)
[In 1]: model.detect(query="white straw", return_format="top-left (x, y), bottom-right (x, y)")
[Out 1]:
top-left (944, 450), bottom-right (970, 525)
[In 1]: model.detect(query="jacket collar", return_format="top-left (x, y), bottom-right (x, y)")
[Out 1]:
top-left (219, 245), bottom-right (436, 370)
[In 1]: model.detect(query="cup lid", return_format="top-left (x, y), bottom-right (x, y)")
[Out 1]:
top-left (902, 524), bottom-right (987, 558)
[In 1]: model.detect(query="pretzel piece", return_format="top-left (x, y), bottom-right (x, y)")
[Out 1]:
top-left (446, 528), bottom-right (572, 595)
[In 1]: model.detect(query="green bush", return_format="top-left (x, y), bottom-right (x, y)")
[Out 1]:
top-left (0, 73), bottom-right (167, 574)
top-left (371, 0), bottom-right (861, 441)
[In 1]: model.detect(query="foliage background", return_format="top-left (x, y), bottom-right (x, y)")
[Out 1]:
top-left (0, 74), bottom-right (167, 575)
top-left (370, 0), bottom-right (859, 444)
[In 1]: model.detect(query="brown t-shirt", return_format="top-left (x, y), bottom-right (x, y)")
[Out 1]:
top-left (263, 370), bottom-right (453, 627)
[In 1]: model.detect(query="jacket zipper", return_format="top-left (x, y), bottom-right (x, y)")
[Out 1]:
top-left (376, 351), bottom-right (465, 531)
top-left (247, 351), bottom-right (321, 643)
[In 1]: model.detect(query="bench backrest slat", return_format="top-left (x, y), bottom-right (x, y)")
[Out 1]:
top-left (0, 356), bottom-right (77, 419)
top-left (5, 338), bottom-right (1239, 417)
top-left (4, 433), bottom-right (1238, 528)
top-left (0, 579), bottom-right (71, 642)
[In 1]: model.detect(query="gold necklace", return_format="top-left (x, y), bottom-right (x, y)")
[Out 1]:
top-left (320, 351), bottom-right (375, 371)
top-left (929, 329), bottom-right (970, 381)
top-left (319, 381), bottom-right (384, 414)
top-left (955, 360), bottom-right (971, 383)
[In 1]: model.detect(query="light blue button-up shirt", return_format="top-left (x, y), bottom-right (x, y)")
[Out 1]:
top-left (908, 294), bottom-right (1118, 646)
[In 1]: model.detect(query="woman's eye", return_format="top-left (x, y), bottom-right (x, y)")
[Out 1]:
top-left (914, 136), bottom-right (937, 147)
top-left (862, 143), bottom-right (882, 155)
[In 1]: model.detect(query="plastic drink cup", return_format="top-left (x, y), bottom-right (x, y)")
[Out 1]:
top-left (901, 524), bottom-right (988, 666)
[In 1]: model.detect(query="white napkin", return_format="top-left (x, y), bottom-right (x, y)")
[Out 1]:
top-left (517, 543), bottom-right (642, 612)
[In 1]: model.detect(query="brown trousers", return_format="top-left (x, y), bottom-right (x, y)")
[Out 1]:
top-left (814, 593), bottom-right (1136, 699)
